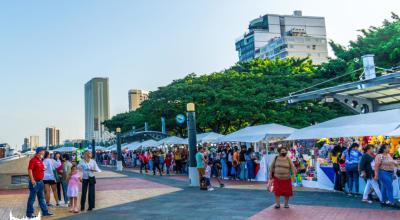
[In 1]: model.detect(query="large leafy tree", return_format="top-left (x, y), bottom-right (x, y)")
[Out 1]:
top-left (104, 15), bottom-right (400, 136)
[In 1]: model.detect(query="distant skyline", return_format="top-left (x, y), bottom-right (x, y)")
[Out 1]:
top-left (0, 0), bottom-right (398, 149)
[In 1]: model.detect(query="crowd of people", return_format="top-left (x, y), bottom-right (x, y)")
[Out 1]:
top-left (26, 147), bottom-right (101, 218)
top-left (329, 143), bottom-right (400, 208)
top-left (95, 144), bottom-right (263, 183)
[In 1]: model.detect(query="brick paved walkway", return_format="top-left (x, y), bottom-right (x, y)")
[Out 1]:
top-left (2, 168), bottom-right (399, 220)
top-left (249, 205), bottom-right (400, 220)
top-left (1, 170), bottom-right (180, 220)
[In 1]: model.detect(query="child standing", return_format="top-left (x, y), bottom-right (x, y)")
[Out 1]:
top-left (205, 162), bottom-right (214, 191)
top-left (67, 165), bottom-right (81, 213)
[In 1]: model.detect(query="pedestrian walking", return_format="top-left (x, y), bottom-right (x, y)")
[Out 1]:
top-left (153, 150), bottom-right (162, 176)
top-left (54, 152), bottom-right (65, 205)
top-left (196, 147), bottom-right (206, 187)
top-left (61, 154), bottom-right (73, 206)
top-left (341, 143), bottom-right (362, 195)
top-left (78, 151), bottom-right (101, 211)
top-left (67, 165), bottom-right (82, 213)
top-left (330, 145), bottom-right (343, 191)
top-left (26, 147), bottom-right (53, 218)
top-left (43, 151), bottom-right (61, 207)
top-left (359, 145), bottom-right (382, 204)
top-left (375, 144), bottom-right (399, 208)
top-left (269, 146), bottom-right (297, 209)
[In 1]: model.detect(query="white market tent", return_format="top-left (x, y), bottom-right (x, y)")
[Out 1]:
top-left (196, 132), bottom-right (224, 143)
top-left (126, 142), bottom-right (141, 151)
top-left (139, 139), bottom-right (159, 148)
top-left (106, 143), bottom-right (128, 151)
top-left (158, 136), bottom-right (186, 145)
top-left (106, 144), bottom-right (117, 151)
top-left (90, 146), bottom-right (107, 151)
top-left (287, 109), bottom-right (400, 140)
top-left (218, 123), bottom-right (297, 143)
top-left (54, 147), bottom-right (77, 152)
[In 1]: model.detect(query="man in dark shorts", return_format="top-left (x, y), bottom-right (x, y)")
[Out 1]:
top-left (26, 147), bottom-right (53, 218)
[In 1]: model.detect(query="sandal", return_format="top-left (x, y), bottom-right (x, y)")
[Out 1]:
top-left (274, 205), bottom-right (280, 209)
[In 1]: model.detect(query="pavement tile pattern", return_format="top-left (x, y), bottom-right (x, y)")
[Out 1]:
top-left (1, 168), bottom-right (400, 220)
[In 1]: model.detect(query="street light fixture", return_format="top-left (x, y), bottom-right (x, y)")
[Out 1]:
top-left (116, 127), bottom-right (123, 171)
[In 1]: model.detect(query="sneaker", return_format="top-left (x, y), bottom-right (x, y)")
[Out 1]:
top-left (362, 199), bottom-right (373, 204)
top-left (43, 212), bottom-right (54, 217)
top-left (207, 188), bottom-right (214, 191)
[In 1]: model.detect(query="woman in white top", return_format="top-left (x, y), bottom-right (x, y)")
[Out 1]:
top-left (78, 151), bottom-right (101, 211)
top-left (43, 151), bottom-right (61, 206)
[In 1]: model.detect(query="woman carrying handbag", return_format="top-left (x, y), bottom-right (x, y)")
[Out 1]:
top-left (78, 151), bottom-right (101, 211)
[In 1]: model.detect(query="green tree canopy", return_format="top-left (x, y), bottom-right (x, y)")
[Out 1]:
top-left (104, 15), bottom-right (400, 137)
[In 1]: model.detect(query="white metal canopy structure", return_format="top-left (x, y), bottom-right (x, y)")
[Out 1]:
top-left (287, 109), bottom-right (400, 140)
top-left (274, 71), bottom-right (400, 114)
top-left (218, 123), bottom-right (297, 143)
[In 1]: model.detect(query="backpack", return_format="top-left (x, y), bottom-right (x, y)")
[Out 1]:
top-left (200, 177), bottom-right (208, 190)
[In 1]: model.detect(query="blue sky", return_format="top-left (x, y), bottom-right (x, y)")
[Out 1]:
top-left (0, 0), bottom-right (398, 148)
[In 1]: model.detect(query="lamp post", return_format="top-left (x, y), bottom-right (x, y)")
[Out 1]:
top-left (186, 103), bottom-right (198, 186)
top-left (91, 138), bottom-right (96, 161)
top-left (116, 127), bottom-right (123, 171)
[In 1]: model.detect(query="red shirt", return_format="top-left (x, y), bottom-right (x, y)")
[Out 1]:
top-left (28, 155), bottom-right (45, 181)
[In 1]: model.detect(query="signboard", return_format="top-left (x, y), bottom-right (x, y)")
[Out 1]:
top-left (176, 114), bottom-right (186, 124)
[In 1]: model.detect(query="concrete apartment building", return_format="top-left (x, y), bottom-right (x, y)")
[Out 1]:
top-left (235, 10), bottom-right (328, 64)
top-left (85, 77), bottom-right (110, 142)
top-left (128, 89), bottom-right (149, 111)
top-left (29, 135), bottom-right (39, 149)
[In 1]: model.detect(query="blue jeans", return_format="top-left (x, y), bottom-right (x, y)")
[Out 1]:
top-left (221, 159), bottom-right (228, 178)
top-left (379, 170), bottom-right (395, 204)
top-left (26, 180), bottom-right (49, 217)
top-left (346, 163), bottom-right (359, 193)
top-left (247, 160), bottom-right (255, 180)
top-left (62, 180), bottom-right (69, 204)
top-left (240, 162), bottom-right (247, 180)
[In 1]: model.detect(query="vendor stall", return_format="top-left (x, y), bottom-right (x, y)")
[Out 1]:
top-left (217, 123), bottom-right (297, 181)
top-left (287, 109), bottom-right (400, 197)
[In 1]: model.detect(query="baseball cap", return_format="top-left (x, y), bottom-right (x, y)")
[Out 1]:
top-left (35, 147), bottom-right (45, 154)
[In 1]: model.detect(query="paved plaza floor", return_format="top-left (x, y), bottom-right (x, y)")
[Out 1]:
top-left (1, 168), bottom-right (399, 220)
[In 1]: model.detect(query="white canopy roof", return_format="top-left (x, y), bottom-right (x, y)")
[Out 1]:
top-left (106, 143), bottom-right (128, 151)
top-left (139, 139), bottom-right (159, 148)
top-left (158, 136), bottom-right (186, 145)
top-left (287, 109), bottom-right (400, 140)
top-left (106, 144), bottom-right (116, 151)
top-left (218, 123), bottom-right (297, 143)
top-left (91, 146), bottom-right (107, 151)
top-left (126, 142), bottom-right (141, 151)
top-left (196, 132), bottom-right (224, 143)
top-left (54, 146), bottom-right (77, 152)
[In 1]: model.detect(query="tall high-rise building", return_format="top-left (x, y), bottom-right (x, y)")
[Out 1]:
top-left (46, 127), bottom-right (60, 148)
top-left (128, 89), bottom-right (149, 111)
top-left (29, 135), bottom-right (40, 149)
top-left (235, 10), bottom-right (328, 64)
top-left (85, 77), bottom-right (110, 141)
top-left (22, 138), bottom-right (30, 151)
